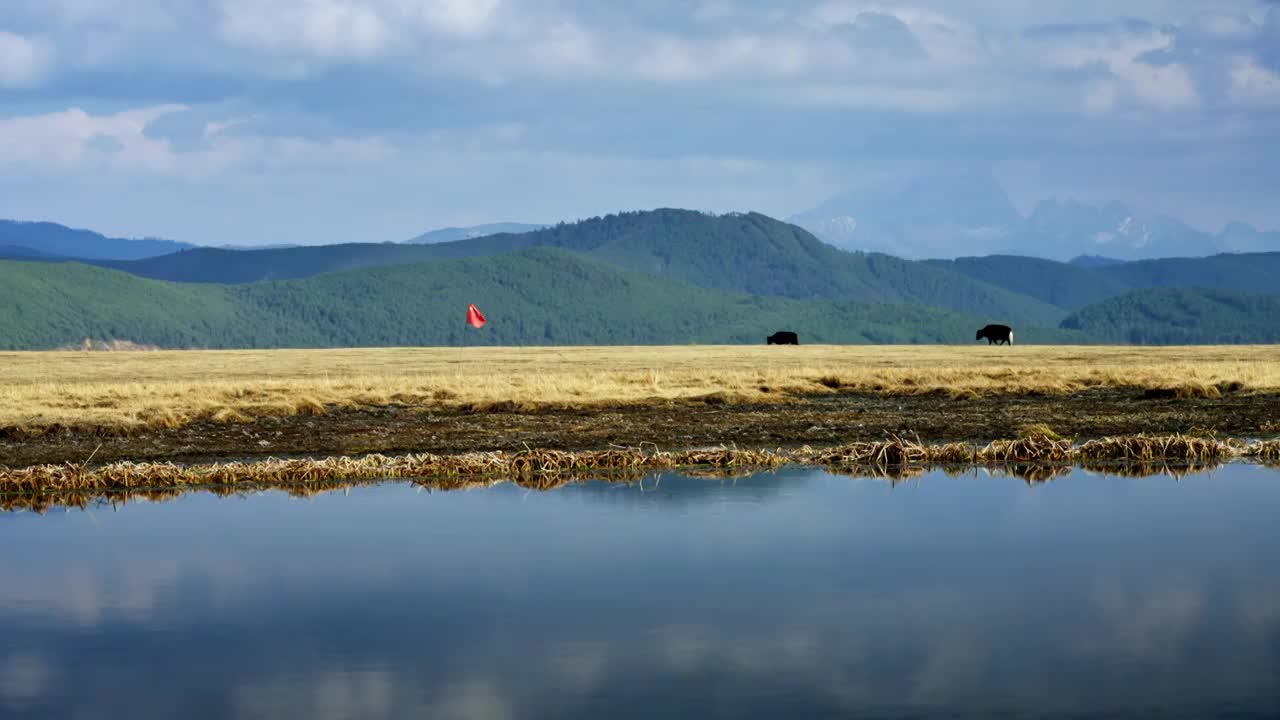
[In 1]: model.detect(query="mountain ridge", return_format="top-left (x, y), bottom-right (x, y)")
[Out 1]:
top-left (0, 249), bottom-right (1080, 350)
top-left (0, 219), bottom-right (195, 261)
top-left (791, 173), bottom-right (1279, 261)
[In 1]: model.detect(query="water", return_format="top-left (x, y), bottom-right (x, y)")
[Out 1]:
top-left (2, 465), bottom-right (1279, 719)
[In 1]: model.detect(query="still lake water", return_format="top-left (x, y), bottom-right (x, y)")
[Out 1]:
top-left (2, 465), bottom-right (1279, 719)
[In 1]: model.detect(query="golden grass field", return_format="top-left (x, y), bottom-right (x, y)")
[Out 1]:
top-left (2, 344), bottom-right (1279, 434)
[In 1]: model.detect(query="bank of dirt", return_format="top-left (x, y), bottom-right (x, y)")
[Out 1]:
top-left (3, 389), bottom-right (1277, 467)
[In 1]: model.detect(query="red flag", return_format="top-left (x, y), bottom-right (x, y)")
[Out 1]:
top-left (466, 303), bottom-right (486, 328)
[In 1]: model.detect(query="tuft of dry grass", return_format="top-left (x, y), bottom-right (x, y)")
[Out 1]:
top-left (1076, 434), bottom-right (1233, 462)
top-left (6, 433), bottom-right (1280, 511)
top-left (1, 345), bottom-right (1278, 436)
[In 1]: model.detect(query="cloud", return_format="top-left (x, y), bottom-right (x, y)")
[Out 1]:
top-left (1227, 56), bottom-right (1280, 105)
top-left (217, 0), bottom-right (392, 58)
top-left (215, 0), bottom-right (502, 59)
top-left (830, 11), bottom-right (929, 60)
top-left (0, 105), bottom-right (393, 176)
top-left (2, 0), bottom-right (1280, 239)
top-left (1030, 23), bottom-right (1200, 110)
top-left (399, 0), bottom-right (501, 37)
top-left (0, 31), bottom-right (53, 87)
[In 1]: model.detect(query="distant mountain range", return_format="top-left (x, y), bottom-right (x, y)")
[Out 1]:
top-left (2, 207), bottom-right (1279, 348)
top-left (791, 173), bottom-right (1280, 261)
top-left (6, 180), bottom-right (1275, 265)
top-left (9, 210), bottom-right (1067, 327)
top-left (1, 248), bottom-right (1066, 349)
top-left (0, 220), bottom-right (194, 261)
top-left (404, 223), bottom-right (546, 244)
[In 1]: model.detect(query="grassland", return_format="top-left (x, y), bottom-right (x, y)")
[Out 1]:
top-left (2, 344), bottom-right (1279, 468)
top-left (2, 344), bottom-right (1278, 433)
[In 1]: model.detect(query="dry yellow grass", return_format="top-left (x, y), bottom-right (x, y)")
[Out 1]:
top-left (4, 433), bottom-right (1279, 500)
top-left (1, 344), bottom-right (1278, 433)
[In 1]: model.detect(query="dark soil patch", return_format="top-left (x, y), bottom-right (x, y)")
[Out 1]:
top-left (3, 389), bottom-right (1278, 467)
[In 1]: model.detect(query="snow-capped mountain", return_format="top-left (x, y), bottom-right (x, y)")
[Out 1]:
top-left (789, 172), bottom-right (1022, 258)
top-left (1016, 199), bottom-right (1217, 261)
top-left (792, 175), bottom-right (1274, 260)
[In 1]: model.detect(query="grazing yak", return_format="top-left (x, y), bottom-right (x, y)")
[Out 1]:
top-left (976, 324), bottom-right (1014, 346)
top-left (767, 331), bottom-right (799, 345)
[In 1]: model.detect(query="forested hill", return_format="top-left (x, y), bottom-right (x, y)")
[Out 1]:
top-left (1061, 288), bottom-right (1280, 344)
top-left (74, 209), bottom-right (1065, 327)
top-left (932, 251), bottom-right (1280, 311)
top-left (8, 209), bottom-right (1280, 347)
top-left (0, 250), bottom-right (1081, 350)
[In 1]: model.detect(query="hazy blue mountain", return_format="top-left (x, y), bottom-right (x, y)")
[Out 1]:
top-left (1097, 252), bottom-right (1280, 295)
top-left (790, 171), bottom-right (1022, 258)
top-left (405, 222), bottom-right (547, 244)
top-left (1016, 199), bottom-right (1219, 261)
top-left (93, 243), bottom-right (461, 283)
top-left (0, 219), bottom-right (194, 260)
top-left (793, 174), bottom-right (1279, 261)
top-left (927, 255), bottom-right (1132, 311)
top-left (214, 243), bottom-right (304, 250)
top-left (1216, 221), bottom-right (1280, 254)
top-left (0, 244), bottom-right (64, 260)
top-left (1068, 255), bottom-right (1124, 268)
top-left (934, 251), bottom-right (1280, 311)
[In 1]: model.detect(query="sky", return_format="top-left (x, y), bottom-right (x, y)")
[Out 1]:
top-left (1, 0), bottom-right (1278, 246)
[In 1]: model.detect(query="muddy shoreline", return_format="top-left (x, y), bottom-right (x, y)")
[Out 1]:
top-left (4, 388), bottom-right (1277, 468)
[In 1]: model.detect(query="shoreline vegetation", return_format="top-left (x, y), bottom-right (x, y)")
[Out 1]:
top-left (4, 345), bottom-right (1280, 435)
top-left (2, 434), bottom-right (1278, 513)
top-left (3, 345), bottom-right (1279, 478)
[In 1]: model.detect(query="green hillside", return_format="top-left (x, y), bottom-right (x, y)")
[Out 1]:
top-left (929, 255), bottom-right (1131, 310)
top-left (1061, 287), bottom-right (1280, 344)
top-left (1098, 252), bottom-right (1280, 294)
top-left (87, 209), bottom-right (1064, 327)
top-left (0, 250), bottom-right (1077, 350)
top-left (937, 252), bottom-right (1280, 311)
top-left (0, 260), bottom-right (283, 349)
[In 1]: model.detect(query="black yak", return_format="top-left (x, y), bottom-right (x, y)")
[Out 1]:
top-left (767, 331), bottom-right (799, 345)
top-left (976, 324), bottom-right (1014, 346)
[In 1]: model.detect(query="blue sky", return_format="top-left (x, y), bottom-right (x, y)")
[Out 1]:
top-left (1, 0), bottom-right (1278, 246)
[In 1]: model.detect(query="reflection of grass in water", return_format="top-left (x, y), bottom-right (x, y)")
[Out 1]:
top-left (3, 345), bottom-right (1280, 435)
top-left (3, 456), bottom-right (1248, 514)
top-left (0, 434), bottom-right (1267, 491)
top-left (5, 433), bottom-right (1280, 512)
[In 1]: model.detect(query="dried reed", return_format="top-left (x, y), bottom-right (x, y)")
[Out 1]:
top-left (3, 434), bottom-right (1278, 502)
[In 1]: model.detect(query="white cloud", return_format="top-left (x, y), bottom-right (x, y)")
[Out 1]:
top-left (1038, 29), bottom-right (1200, 110)
top-left (0, 31), bottom-right (54, 87)
top-left (1082, 79), bottom-right (1121, 114)
top-left (218, 0), bottom-right (392, 58)
top-left (0, 105), bottom-right (394, 176)
top-left (215, 0), bottom-right (503, 58)
top-left (634, 33), bottom-right (820, 83)
top-left (808, 2), bottom-right (987, 66)
top-left (392, 0), bottom-right (501, 37)
top-left (1196, 12), bottom-right (1255, 38)
top-left (1227, 56), bottom-right (1280, 106)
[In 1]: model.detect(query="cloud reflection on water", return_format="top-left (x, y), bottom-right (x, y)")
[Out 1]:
top-left (1, 466), bottom-right (1279, 718)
